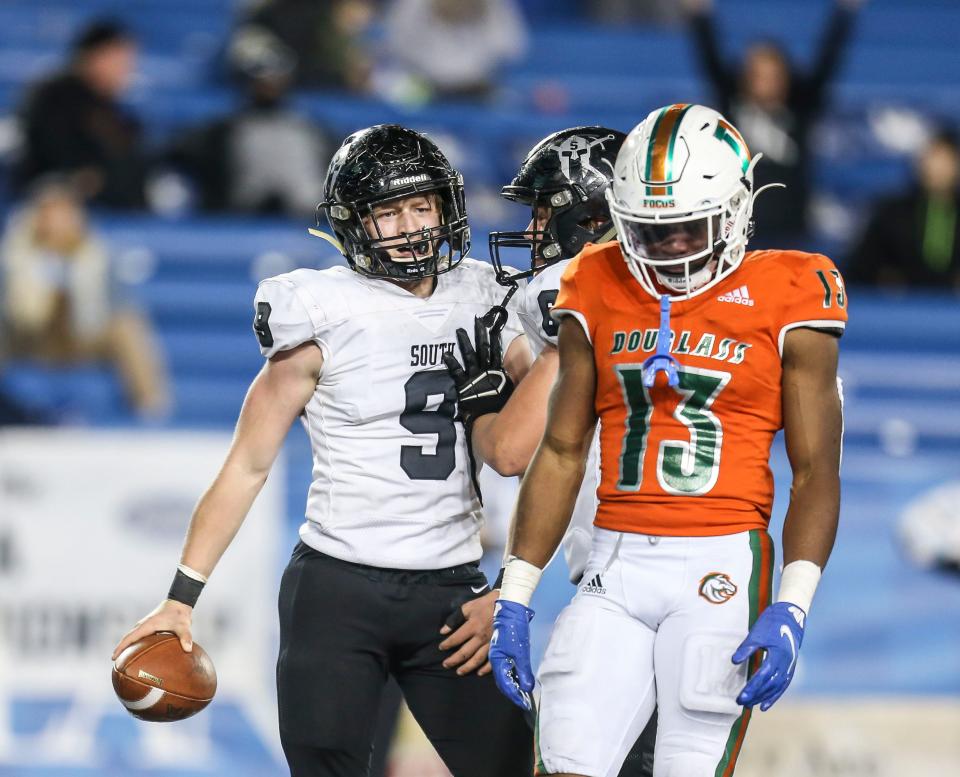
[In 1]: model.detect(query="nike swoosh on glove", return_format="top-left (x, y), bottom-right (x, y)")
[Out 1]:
top-left (732, 601), bottom-right (806, 711)
top-left (489, 600), bottom-right (535, 711)
top-left (442, 306), bottom-right (514, 428)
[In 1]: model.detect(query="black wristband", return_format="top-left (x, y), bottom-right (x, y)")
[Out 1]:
top-left (493, 567), bottom-right (505, 590)
top-left (167, 568), bottom-right (204, 608)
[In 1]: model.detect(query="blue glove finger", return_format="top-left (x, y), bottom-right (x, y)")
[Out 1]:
top-left (491, 656), bottom-right (532, 710)
top-left (759, 678), bottom-right (789, 712)
top-left (518, 687), bottom-right (533, 711)
top-left (491, 656), bottom-right (515, 698)
top-left (513, 653), bottom-right (534, 693)
top-left (732, 634), bottom-right (764, 665)
top-left (737, 659), bottom-right (776, 707)
top-left (759, 667), bottom-right (796, 709)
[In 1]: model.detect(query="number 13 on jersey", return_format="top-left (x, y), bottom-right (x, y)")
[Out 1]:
top-left (614, 364), bottom-right (731, 496)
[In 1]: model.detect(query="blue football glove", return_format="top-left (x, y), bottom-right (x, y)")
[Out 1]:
top-left (489, 600), bottom-right (535, 711)
top-left (732, 601), bottom-right (806, 711)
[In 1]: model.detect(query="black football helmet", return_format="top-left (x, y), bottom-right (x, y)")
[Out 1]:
top-left (490, 126), bottom-right (625, 284)
top-left (317, 124), bottom-right (470, 280)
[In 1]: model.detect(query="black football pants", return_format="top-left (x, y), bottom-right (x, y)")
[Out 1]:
top-left (277, 542), bottom-right (532, 777)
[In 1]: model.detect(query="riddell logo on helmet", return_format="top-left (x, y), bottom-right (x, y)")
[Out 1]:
top-left (388, 173), bottom-right (430, 188)
top-left (643, 199), bottom-right (675, 208)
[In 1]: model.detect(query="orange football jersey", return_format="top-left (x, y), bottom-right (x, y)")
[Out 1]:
top-left (553, 242), bottom-right (848, 536)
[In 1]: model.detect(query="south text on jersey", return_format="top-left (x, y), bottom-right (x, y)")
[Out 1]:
top-left (410, 342), bottom-right (456, 367)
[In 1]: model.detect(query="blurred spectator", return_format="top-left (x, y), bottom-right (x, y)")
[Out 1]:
top-left (382, 0), bottom-right (527, 102)
top-left (167, 28), bottom-right (331, 217)
top-left (587, 0), bottom-right (684, 25)
top-left (682, 0), bottom-right (863, 247)
top-left (14, 19), bottom-right (148, 209)
top-left (847, 130), bottom-right (960, 290)
top-left (899, 480), bottom-right (960, 578)
top-left (232, 0), bottom-right (373, 92)
top-left (0, 180), bottom-right (170, 418)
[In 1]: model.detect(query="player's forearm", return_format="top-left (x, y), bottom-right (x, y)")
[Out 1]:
top-left (472, 347), bottom-right (558, 476)
top-left (510, 437), bottom-right (588, 569)
top-left (781, 465), bottom-right (840, 569)
top-left (775, 467), bottom-right (839, 614)
top-left (471, 404), bottom-right (545, 477)
top-left (179, 460), bottom-right (269, 578)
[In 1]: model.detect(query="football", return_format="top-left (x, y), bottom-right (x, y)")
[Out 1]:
top-left (112, 632), bottom-right (217, 722)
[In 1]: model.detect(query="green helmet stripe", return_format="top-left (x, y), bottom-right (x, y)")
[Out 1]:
top-left (713, 119), bottom-right (751, 174)
top-left (644, 106), bottom-right (670, 196)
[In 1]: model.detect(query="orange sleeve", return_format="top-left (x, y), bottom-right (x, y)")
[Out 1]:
top-left (551, 257), bottom-right (595, 344)
top-left (776, 253), bottom-right (848, 355)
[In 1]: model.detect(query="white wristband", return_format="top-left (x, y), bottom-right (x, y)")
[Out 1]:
top-left (498, 557), bottom-right (542, 607)
top-left (775, 560), bottom-right (821, 614)
top-left (177, 564), bottom-right (208, 584)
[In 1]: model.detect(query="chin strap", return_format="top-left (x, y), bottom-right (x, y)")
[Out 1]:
top-left (641, 295), bottom-right (680, 387)
top-left (753, 182), bottom-right (787, 200)
top-left (743, 153), bottom-right (786, 209)
top-left (595, 223), bottom-right (618, 243)
top-left (495, 282), bottom-right (520, 311)
top-left (307, 228), bottom-right (346, 255)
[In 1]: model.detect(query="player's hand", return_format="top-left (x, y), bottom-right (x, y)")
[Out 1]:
top-left (443, 306), bottom-right (514, 428)
top-left (732, 601), bottom-right (806, 711)
top-left (439, 589), bottom-right (498, 676)
top-left (489, 599), bottom-right (535, 711)
top-left (111, 600), bottom-right (194, 660)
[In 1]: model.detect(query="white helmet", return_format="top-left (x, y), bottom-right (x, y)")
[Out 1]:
top-left (607, 103), bottom-right (763, 298)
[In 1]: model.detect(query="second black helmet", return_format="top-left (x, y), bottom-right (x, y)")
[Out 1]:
top-left (490, 126), bottom-right (625, 284)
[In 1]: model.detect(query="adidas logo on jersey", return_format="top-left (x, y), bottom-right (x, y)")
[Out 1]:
top-left (581, 573), bottom-right (606, 595)
top-left (717, 285), bottom-right (754, 306)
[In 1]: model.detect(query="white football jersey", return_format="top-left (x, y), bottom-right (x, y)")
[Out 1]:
top-left (517, 259), bottom-right (565, 357)
top-left (520, 258), bottom-right (600, 583)
top-left (253, 258), bottom-right (524, 570)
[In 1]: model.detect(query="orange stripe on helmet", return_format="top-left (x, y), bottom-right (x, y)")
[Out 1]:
top-left (645, 104), bottom-right (691, 196)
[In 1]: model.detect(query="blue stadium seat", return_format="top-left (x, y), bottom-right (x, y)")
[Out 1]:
top-left (137, 279), bottom-right (255, 329)
top-left (0, 362), bottom-right (126, 422)
top-left (161, 331), bottom-right (262, 379)
top-left (173, 375), bottom-right (253, 426)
